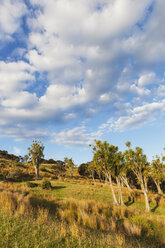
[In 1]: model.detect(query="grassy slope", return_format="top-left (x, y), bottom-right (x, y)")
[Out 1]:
top-left (16, 179), bottom-right (165, 215)
top-left (0, 161), bottom-right (165, 247)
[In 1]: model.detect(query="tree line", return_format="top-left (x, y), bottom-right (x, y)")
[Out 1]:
top-left (79, 140), bottom-right (165, 212)
top-left (4, 139), bottom-right (165, 213)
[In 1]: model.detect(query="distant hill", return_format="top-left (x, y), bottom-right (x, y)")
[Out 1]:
top-left (0, 150), bottom-right (20, 162)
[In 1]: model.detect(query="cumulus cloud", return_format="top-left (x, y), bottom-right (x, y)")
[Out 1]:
top-left (0, 0), bottom-right (27, 39)
top-left (0, 124), bottom-right (48, 141)
top-left (1, 0), bottom-right (165, 144)
top-left (112, 100), bottom-right (165, 131)
top-left (52, 126), bottom-right (102, 146)
top-left (0, 61), bottom-right (34, 94)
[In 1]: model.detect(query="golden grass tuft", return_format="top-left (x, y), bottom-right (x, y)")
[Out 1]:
top-left (123, 219), bottom-right (142, 236)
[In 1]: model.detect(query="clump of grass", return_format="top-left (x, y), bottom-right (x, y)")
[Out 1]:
top-left (123, 218), bottom-right (142, 236)
top-left (41, 180), bottom-right (52, 189)
top-left (0, 187), bottom-right (165, 247)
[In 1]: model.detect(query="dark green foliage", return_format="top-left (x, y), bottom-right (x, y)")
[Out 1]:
top-left (41, 180), bottom-right (52, 189)
top-left (78, 163), bottom-right (90, 176)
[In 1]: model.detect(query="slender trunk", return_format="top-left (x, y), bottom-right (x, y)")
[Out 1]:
top-left (33, 159), bottom-right (39, 179)
top-left (108, 174), bottom-right (119, 205)
top-left (144, 177), bottom-right (148, 193)
top-left (154, 180), bottom-right (163, 194)
top-left (141, 180), bottom-right (150, 212)
top-left (121, 175), bottom-right (131, 190)
top-left (116, 177), bottom-right (124, 206)
top-left (35, 164), bottom-right (40, 179)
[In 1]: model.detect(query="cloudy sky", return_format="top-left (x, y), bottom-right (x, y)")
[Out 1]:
top-left (0, 0), bottom-right (165, 164)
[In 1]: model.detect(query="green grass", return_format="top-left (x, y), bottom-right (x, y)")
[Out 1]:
top-left (17, 179), bottom-right (165, 216)
top-left (1, 159), bottom-right (165, 248)
top-left (0, 207), bottom-right (164, 248)
top-left (0, 212), bottom-right (141, 248)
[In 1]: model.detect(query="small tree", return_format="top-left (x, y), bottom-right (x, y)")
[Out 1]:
top-left (28, 140), bottom-right (44, 179)
top-left (87, 161), bottom-right (97, 185)
top-left (124, 141), bottom-right (150, 212)
top-left (64, 157), bottom-right (75, 177)
top-left (92, 140), bottom-right (119, 205)
top-left (150, 155), bottom-right (164, 194)
top-left (112, 151), bottom-right (125, 206)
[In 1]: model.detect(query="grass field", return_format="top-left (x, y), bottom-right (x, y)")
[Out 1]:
top-left (0, 161), bottom-right (165, 247)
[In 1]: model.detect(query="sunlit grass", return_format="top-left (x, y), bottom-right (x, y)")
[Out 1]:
top-left (1, 160), bottom-right (165, 247)
top-left (0, 185), bottom-right (165, 247)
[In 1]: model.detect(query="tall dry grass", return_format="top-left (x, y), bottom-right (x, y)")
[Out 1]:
top-left (0, 182), bottom-right (165, 247)
top-left (0, 185), bottom-right (140, 236)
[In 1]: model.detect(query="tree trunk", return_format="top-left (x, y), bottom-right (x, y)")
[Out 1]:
top-left (116, 177), bottom-right (124, 206)
top-left (141, 181), bottom-right (150, 212)
top-left (121, 175), bottom-right (131, 190)
top-left (144, 177), bottom-right (148, 193)
top-left (35, 165), bottom-right (39, 179)
top-left (108, 174), bottom-right (119, 205)
top-left (105, 176), bottom-right (108, 185)
top-left (34, 159), bottom-right (40, 179)
top-left (154, 180), bottom-right (163, 194)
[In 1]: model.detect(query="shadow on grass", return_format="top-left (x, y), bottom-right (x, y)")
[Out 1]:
top-left (125, 196), bottom-right (135, 206)
top-left (51, 186), bottom-right (66, 190)
top-left (125, 234), bottom-right (165, 248)
top-left (30, 196), bottom-right (59, 216)
top-left (151, 195), bottom-right (161, 212)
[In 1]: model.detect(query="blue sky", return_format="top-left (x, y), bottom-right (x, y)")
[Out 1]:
top-left (1, 0), bottom-right (165, 164)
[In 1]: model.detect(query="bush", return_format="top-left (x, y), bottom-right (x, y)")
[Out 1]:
top-left (41, 180), bottom-right (52, 189)
top-left (26, 182), bottom-right (38, 188)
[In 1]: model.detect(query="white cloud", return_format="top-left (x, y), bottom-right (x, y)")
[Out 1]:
top-left (1, 0), bottom-right (165, 143)
top-left (0, 124), bottom-right (48, 141)
top-left (1, 91), bottom-right (38, 109)
top-left (0, 61), bottom-right (34, 95)
top-left (113, 100), bottom-right (165, 130)
top-left (52, 126), bottom-right (102, 146)
top-left (0, 0), bottom-right (27, 39)
top-left (39, 84), bottom-right (87, 112)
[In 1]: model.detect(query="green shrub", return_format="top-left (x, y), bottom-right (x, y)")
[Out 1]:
top-left (26, 182), bottom-right (38, 188)
top-left (41, 180), bottom-right (52, 189)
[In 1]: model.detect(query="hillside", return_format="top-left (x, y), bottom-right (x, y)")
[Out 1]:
top-left (0, 157), bottom-right (165, 247)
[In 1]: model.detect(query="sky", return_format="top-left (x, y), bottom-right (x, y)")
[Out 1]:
top-left (1, 0), bottom-right (165, 165)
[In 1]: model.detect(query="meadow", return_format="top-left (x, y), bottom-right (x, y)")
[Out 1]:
top-left (0, 159), bottom-right (165, 248)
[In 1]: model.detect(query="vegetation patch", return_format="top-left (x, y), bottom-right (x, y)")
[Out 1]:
top-left (41, 180), bottom-right (52, 189)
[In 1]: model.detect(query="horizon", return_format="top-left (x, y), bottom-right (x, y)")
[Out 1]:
top-left (1, 0), bottom-right (165, 164)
